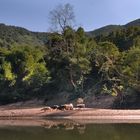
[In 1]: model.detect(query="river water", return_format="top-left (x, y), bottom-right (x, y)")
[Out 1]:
top-left (0, 119), bottom-right (140, 140)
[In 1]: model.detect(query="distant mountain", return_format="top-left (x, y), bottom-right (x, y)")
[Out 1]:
top-left (87, 25), bottom-right (122, 37)
top-left (0, 18), bottom-right (139, 48)
top-left (0, 24), bottom-right (48, 48)
top-left (87, 18), bottom-right (140, 37)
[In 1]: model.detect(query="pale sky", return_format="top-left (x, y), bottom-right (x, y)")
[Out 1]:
top-left (0, 0), bottom-right (139, 32)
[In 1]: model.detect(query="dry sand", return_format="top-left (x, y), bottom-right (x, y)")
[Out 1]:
top-left (0, 106), bottom-right (140, 120)
top-left (0, 106), bottom-right (140, 126)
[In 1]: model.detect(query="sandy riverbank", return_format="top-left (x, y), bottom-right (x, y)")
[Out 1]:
top-left (0, 106), bottom-right (140, 120)
top-left (0, 106), bottom-right (140, 127)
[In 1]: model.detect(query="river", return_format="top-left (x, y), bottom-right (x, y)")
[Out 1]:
top-left (0, 119), bottom-right (140, 140)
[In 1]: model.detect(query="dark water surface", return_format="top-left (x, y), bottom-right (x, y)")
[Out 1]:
top-left (0, 120), bottom-right (140, 140)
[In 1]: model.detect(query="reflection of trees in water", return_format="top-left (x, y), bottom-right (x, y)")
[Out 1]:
top-left (41, 121), bottom-right (140, 137)
top-left (41, 120), bottom-right (140, 137)
top-left (41, 121), bottom-right (86, 134)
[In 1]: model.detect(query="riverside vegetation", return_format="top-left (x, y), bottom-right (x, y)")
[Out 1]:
top-left (0, 16), bottom-right (140, 108)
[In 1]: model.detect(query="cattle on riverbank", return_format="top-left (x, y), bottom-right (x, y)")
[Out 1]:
top-left (58, 103), bottom-right (73, 110)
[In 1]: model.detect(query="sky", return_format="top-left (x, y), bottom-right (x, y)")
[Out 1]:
top-left (0, 0), bottom-right (140, 32)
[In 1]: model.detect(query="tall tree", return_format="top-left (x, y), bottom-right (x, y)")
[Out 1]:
top-left (49, 3), bottom-right (75, 33)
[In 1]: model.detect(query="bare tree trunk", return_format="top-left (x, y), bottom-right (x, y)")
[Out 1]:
top-left (69, 68), bottom-right (76, 90)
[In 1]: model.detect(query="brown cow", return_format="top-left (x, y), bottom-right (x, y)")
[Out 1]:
top-left (41, 106), bottom-right (52, 112)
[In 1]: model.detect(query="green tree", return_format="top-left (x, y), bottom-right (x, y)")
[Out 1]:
top-left (6, 46), bottom-right (50, 88)
top-left (92, 42), bottom-right (120, 81)
top-left (47, 27), bottom-right (93, 92)
top-left (122, 46), bottom-right (140, 90)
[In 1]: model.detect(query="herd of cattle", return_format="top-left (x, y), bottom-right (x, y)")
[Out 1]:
top-left (41, 103), bottom-right (85, 112)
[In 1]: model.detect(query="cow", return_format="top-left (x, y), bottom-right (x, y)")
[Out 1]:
top-left (76, 104), bottom-right (85, 108)
top-left (58, 103), bottom-right (73, 110)
top-left (41, 106), bottom-right (52, 112)
top-left (51, 105), bottom-right (59, 110)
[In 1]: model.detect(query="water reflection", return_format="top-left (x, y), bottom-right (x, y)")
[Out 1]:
top-left (0, 119), bottom-right (140, 140)
top-left (41, 120), bottom-right (86, 134)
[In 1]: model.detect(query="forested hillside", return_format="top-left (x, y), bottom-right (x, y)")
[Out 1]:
top-left (0, 24), bottom-right (48, 48)
top-left (0, 19), bottom-right (140, 108)
top-left (87, 18), bottom-right (140, 37)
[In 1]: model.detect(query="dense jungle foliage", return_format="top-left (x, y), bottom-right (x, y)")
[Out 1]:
top-left (0, 21), bottom-right (140, 107)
